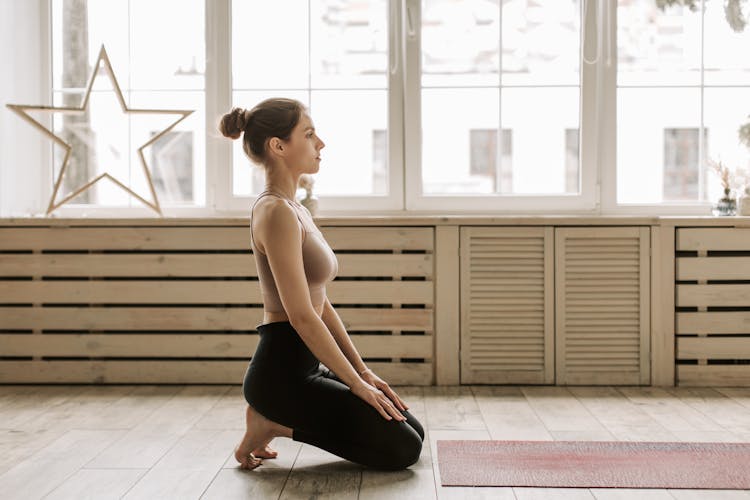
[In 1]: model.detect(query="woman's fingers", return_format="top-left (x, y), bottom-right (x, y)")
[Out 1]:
top-left (397, 393), bottom-right (409, 411)
top-left (371, 394), bottom-right (393, 420)
top-left (381, 395), bottom-right (406, 421)
top-left (389, 387), bottom-right (409, 410)
top-left (383, 385), bottom-right (409, 411)
top-left (363, 385), bottom-right (406, 421)
top-left (391, 390), bottom-right (407, 411)
top-left (373, 397), bottom-right (405, 421)
top-left (379, 405), bottom-right (393, 420)
top-left (383, 386), bottom-right (402, 410)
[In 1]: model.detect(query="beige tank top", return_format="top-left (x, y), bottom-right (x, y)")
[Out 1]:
top-left (250, 191), bottom-right (338, 313)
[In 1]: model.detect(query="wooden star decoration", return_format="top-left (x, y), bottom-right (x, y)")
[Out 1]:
top-left (6, 44), bottom-right (194, 216)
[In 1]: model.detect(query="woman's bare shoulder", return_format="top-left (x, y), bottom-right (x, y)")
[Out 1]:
top-left (252, 197), bottom-right (304, 247)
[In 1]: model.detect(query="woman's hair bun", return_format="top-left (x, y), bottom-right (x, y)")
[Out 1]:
top-left (219, 107), bottom-right (250, 140)
top-left (220, 97), bottom-right (306, 166)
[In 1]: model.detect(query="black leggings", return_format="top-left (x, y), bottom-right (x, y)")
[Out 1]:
top-left (242, 321), bottom-right (424, 471)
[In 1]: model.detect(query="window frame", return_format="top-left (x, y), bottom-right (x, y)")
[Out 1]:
top-left (218, 0), bottom-right (406, 215)
top-left (599, 0), bottom-right (712, 215)
top-left (33, 0), bottom-right (719, 218)
top-left (405, 0), bottom-right (598, 213)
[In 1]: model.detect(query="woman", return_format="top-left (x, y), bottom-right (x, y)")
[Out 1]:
top-left (219, 98), bottom-right (424, 471)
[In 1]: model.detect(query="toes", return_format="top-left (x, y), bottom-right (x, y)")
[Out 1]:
top-left (241, 453), bottom-right (263, 470)
top-left (252, 445), bottom-right (278, 459)
top-left (247, 453), bottom-right (263, 469)
top-left (235, 444), bottom-right (266, 469)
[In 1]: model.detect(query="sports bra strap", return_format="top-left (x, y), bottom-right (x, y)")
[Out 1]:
top-left (250, 191), bottom-right (306, 250)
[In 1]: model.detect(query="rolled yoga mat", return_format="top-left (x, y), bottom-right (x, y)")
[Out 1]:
top-left (437, 440), bottom-right (750, 489)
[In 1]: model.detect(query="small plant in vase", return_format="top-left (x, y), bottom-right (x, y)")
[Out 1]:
top-left (297, 174), bottom-right (318, 216)
top-left (707, 159), bottom-right (739, 216)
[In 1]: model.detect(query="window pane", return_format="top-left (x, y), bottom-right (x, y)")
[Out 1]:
top-left (52, 0), bottom-right (204, 91)
top-left (565, 128), bottom-right (579, 193)
top-left (422, 87), bottom-right (579, 195)
top-left (231, 91), bottom-right (309, 197)
top-left (617, 0), bottom-right (701, 86)
top-left (231, 1), bottom-right (389, 199)
top-left (50, 89), bottom-right (202, 207)
top-left (704, 87), bottom-right (750, 201)
top-left (423, 88), bottom-right (499, 194)
top-left (131, 91), bottom-right (204, 206)
top-left (421, 1), bottom-right (581, 196)
top-left (51, 90), bottom-right (130, 205)
top-left (617, 87), bottom-right (702, 203)
top-left (501, 87), bottom-right (579, 194)
top-left (310, 90), bottom-right (388, 195)
top-left (469, 128), bottom-right (514, 193)
top-left (703, 0), bottom-right (750, 85)
top-left (52, 0), bottom-right (130, 90)
top-left (501, 0), bottom-right (580, 86)
top-left (129, 0), bottom-right (204, 90)
top-left (422, 0), bottom-right (581, 88)
top-left (662, 128), bottom-right (705, 201)
top-left (421, 0), bottom-right (500, 87)
top-left (232, 1), bottom-right (309, 89)
top-left (310, 0), bottom-right (388, 89)
top-left (617, 1), bottom-right (750, 206)
top-left (50, 0), bottom-right (205, 208)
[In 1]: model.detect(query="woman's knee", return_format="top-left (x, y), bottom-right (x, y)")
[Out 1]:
top-left (403, 410), bottom-right (425, 441)
top-left (380, 425), bottom-right (423, 470)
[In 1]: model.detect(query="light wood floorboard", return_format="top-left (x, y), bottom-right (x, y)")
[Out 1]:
top-left (0, 385), bottom-right (747, 499)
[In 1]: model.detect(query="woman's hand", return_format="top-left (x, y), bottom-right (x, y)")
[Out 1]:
top-left (360, 368), bottom-right (410, 412)
top-left (350, 376), bottom-right (407, 422)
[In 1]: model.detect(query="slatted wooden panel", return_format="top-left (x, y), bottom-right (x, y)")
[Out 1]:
top-left (555, 227), bottom-right (650, 385)
top-left (675, 227), bottom-right (750, 386)
top-left (459, 227), bottom-right (554, 384)
top-left (0, 225), bottom-right (434, 385)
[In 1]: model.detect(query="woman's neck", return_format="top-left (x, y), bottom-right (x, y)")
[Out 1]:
top-left (263, 180), bottom-right (298, 201)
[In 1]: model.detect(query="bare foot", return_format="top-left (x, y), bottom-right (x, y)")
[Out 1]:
top-left (234, 445), bottom-right (263, 470)
top-left (234, 404), bottom-right (291, 470)
top-left (252, 442), bottom-right (278, 459)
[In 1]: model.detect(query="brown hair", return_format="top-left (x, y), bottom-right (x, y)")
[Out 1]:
top-left (218, 97), bottom-right (307, 167)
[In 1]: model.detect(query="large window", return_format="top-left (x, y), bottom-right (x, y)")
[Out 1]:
top-left (50, 0), bottom-right (205, 209)
top-left (616, 0), bottom-right (750, 207)
top-left (421, 0), bottom-right (582, 197)
top-left (8, 0), bottom-right (748, 216)
top-left (231, 0), bottom-right (389, 199)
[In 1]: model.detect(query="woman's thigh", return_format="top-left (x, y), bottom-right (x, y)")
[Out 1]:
top-left (289, 367), bottom-right (423, 469)
top-left (306, 366), bottom-right (425, 442)
top-left (318, 366), bottom-right (425, 440)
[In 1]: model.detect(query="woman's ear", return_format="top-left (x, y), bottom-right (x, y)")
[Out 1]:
top-left (269, 137), bottom-right (284, 156)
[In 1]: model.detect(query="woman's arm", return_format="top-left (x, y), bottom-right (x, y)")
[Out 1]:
top-left (322, 295), bottom-right (408, 412)
top-left (259, 199), bottom-right (365, 390)
top-left (257, 199), bottom-right (406, 421)
top-left (320, 295), bottom-right (368, 375)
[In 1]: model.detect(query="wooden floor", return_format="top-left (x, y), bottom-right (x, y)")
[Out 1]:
top-left (1, 384), bottom-right (749, 499)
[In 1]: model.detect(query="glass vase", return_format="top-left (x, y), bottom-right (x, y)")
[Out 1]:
top-left (712, 192), bottom-right (737, 216)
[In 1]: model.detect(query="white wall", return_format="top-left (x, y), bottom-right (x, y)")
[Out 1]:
top-left (0, 0), bottom-right (49, 217)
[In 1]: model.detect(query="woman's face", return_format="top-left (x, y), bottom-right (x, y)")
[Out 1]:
top-left (284, 112), bottom-right (325, 173)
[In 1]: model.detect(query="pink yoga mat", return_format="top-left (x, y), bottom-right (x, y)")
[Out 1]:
top-left (437, 440), bottom-right (750, 489)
